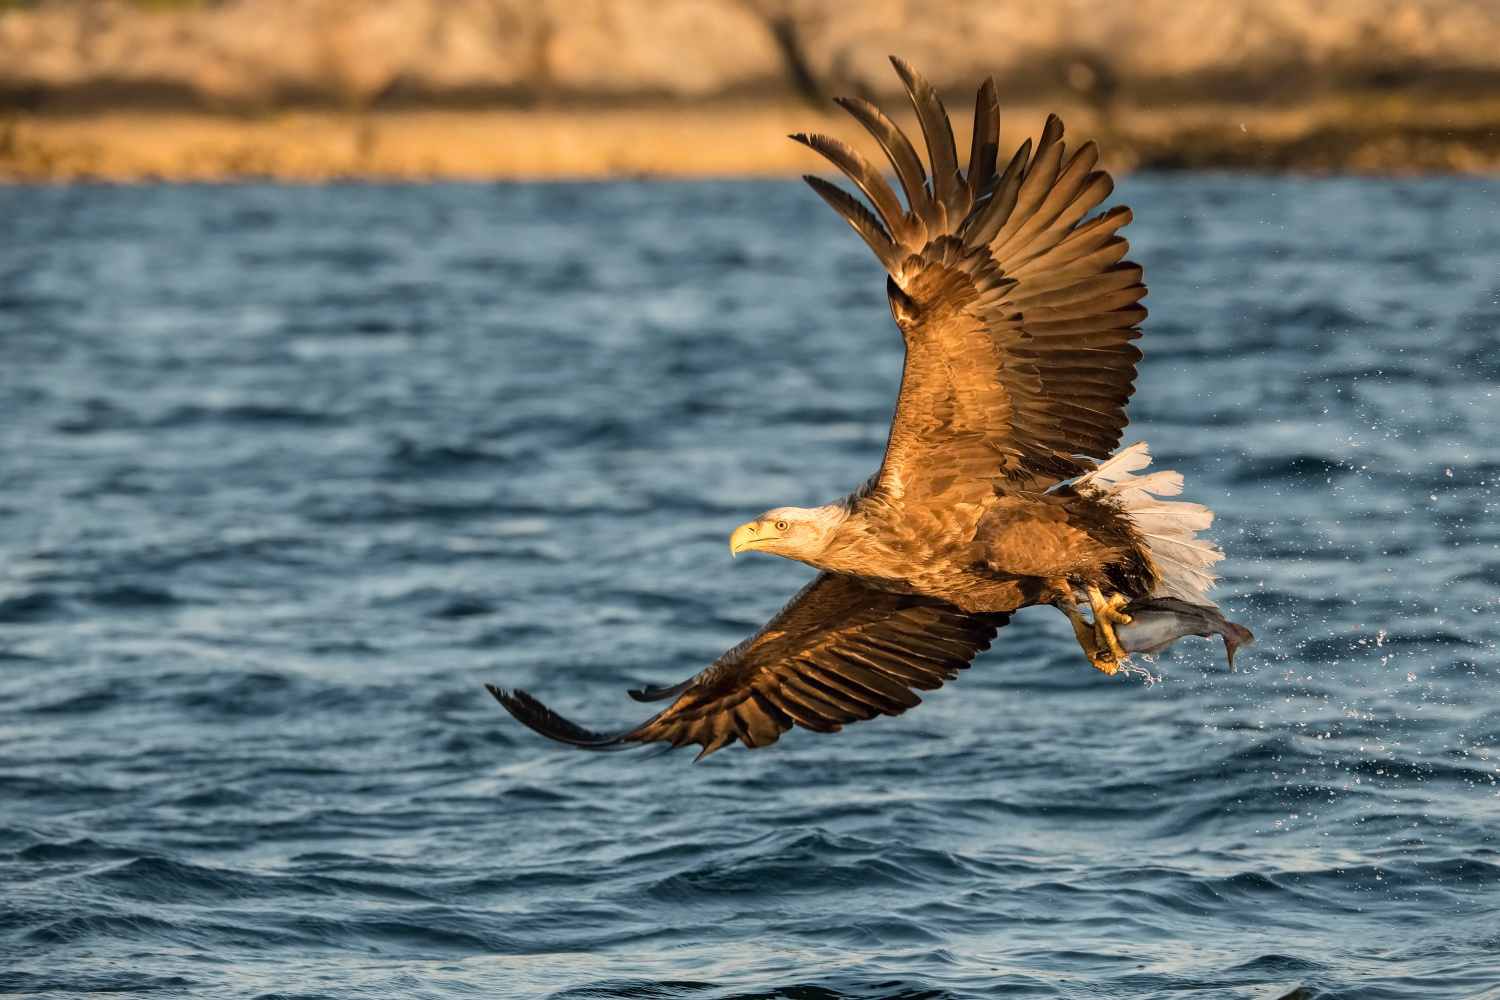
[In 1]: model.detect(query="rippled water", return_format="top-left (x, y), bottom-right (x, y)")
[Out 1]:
top-left (1, 175), bottom-right (1498, 999)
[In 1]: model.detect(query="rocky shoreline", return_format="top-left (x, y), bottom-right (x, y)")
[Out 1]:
top-left (4, 94), bottom-right (1498, 182)
top-left (3, 0), bottom-right (1499, 180)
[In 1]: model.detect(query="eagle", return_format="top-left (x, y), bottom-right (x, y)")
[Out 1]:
top-left (489, 58), bottom-right (1252, 758)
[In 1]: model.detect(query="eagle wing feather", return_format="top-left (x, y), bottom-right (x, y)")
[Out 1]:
top-left (801, 57), bottom-right (1147, 504)
top-left (489, 572), bottom-right (1009, 758)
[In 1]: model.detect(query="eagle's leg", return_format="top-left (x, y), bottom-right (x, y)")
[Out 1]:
top-left (1057, 600), bottom-right (1104, 663)
top-left (1085, 584), bottom-right (1133, 674)
top-left (1048, 585), bottom-right (1112, 673)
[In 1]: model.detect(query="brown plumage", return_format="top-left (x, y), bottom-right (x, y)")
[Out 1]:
top-left (490, 573), bottom-right (1011, 760)
top-left (491, 57), bottom-right (1252, 757)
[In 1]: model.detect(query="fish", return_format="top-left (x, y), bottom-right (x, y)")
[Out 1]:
top-left (1116, 596), bottom-right (1255, 668)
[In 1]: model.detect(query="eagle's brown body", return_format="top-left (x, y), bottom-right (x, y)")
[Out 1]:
top-left (490, 57), bottom-right (1253, 758)
top-left (811, 485), bottom-right (1157, 616)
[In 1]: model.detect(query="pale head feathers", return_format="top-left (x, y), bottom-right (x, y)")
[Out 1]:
top-left (730, 505), bottom-right (849, 563)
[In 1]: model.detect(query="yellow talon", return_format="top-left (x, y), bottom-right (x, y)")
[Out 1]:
top-left (1091, 654), bottom-right (1120, 676)
top-left (1085, 586), bottom-right (1133, 674)
top-left (1058, 591), bottom-right (1124, 675)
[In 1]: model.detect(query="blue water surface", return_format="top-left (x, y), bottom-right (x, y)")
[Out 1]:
top-left (1, 175), bottom-right (1498, 999)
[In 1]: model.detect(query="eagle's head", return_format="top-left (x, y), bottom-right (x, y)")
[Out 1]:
top-left (729, 505), bottom-right (846, 564)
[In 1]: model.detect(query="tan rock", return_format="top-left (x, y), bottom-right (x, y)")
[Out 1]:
top-left (754, 0), bottom-right (1500, 97)
top-left (0, 0), bottom-right (794, 108)
top-left (541, 0), bottom-right (787, 97)
top-left (4, 0), bottom-right (1500, 180)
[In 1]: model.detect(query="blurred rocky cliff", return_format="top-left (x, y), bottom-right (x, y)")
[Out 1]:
top-left (3, 0), bottom-right (1500, 179)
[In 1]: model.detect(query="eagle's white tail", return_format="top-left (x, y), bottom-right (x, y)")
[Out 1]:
top-left (1075, 442), bottom-right (1224, 606)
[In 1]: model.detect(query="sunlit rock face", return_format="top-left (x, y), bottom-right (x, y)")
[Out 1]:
top-left (0, 0), bottom-right (790, 111)
top-left (4, 0), bottom-right (1500, 112)
top-left (768, 0), bottom-right (1500, 100)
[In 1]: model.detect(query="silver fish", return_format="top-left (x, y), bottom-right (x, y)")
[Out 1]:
top-left (1117, 596), bottom-right (1255, 668)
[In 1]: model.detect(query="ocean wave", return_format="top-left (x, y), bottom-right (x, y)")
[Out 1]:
top-left (2, 177), bottom-right (1499, 998)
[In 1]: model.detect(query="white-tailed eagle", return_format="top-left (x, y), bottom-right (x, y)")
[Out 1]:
top-left (490, 58), bottom-right (1252, 757)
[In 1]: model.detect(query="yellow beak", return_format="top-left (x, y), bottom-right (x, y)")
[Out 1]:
top-left (730, 521), bottom-right (779, 556)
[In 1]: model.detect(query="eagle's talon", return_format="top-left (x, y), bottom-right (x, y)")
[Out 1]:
top-left (1059, 592), bottom-right (1126, 674)
top-left (1087, 585), bottom-right (1132, 666)
top-left (1089, 653), bottom-right (1122, 675)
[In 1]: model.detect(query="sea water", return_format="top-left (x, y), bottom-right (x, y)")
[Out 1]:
top-left (1, 176), bottom-right (1497, 998)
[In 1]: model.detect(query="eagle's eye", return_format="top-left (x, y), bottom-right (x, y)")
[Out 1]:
top-left (774, 520), bottom-right (790, 532)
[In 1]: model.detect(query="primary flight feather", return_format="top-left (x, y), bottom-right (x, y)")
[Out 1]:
top-left (490, 57), bottom-right (1252, 758)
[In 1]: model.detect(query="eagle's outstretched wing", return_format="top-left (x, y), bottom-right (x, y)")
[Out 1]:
top-left (489, 572), bottom-right (1010, 758)
top-left (796, 57), bottom-right (1147, 507)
